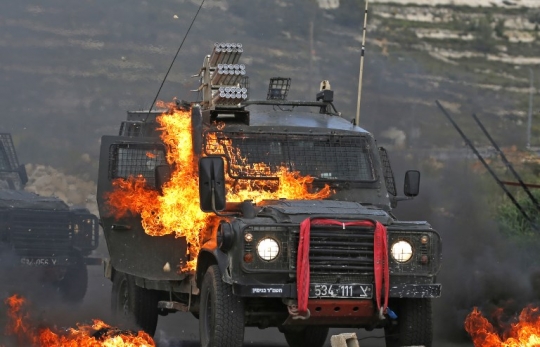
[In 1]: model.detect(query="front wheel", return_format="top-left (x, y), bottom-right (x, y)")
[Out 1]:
top-left (199, 265), bottom-right (244, 347)
top-left (384, 298), bottom-right (433, 347)
top-left (111, 272), bottom-right (159, 336)
top-left (58, 252), bottom-right (88, 303)
top-left (283, 326), bottom-right (329, 347)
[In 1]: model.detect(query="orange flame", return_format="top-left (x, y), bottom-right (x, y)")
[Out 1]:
top-left (3, 294), bottom-right (155, 347)
top-left (105, 102), bottom-right (332, 271)
top-left (465, 306), bottom-right (540, 346)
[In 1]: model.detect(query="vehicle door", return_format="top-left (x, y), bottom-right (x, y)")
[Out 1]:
top-left (97, 136), bottom-right (187, 281)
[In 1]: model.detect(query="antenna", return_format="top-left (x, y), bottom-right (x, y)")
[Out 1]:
top-left (145, 0), bottom-right (205, 121)
top-left (355, 0), bottom-right (369, 126)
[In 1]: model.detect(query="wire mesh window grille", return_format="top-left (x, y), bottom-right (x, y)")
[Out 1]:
top-left (0, 134), bottom-right (19, 171)
top-left (205, 132), bottom-right (376, 181)
top-left (0, 147), bottom-right (10, 171)
top-left (378, 147), bottom-right (396, 196)
top-left (266, 77), bottom-right (291, 101)
top-left (109, 144), bottom-right (167, 188)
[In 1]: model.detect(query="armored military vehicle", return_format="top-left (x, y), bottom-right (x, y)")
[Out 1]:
top-left (97, 43), bottom-right (442, 347)
top-left (0, 133), bottom-right (100, 302)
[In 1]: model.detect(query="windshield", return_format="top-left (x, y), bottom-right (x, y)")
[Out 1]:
top-left (204, 132), bottom-right (376, 182)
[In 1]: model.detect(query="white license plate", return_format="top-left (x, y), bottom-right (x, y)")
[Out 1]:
top-left (309, 283), bottom-right (373, 299)
top-left (20, 258), bottom-right (57, 266)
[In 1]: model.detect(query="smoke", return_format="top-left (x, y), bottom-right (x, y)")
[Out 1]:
top-left (23, 163), bottom-right (98, 216)
top-left (347, 4), bottom-right (539, 339)
top-left (0, 164), bottom-right (110, 346)
top-left (390, 150), bottom-right (540, 343)
top-left (0, 265), bottom-right (114, 347)
top-left (380, 126), bottom-right (407, 149)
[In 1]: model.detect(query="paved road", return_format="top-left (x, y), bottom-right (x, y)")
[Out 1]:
top-left (84, 266), bottom-right (387, 347)
top-left (80, 266), bottom-right (471, 347)
top-left (0, 264), bottom-right (472, 347)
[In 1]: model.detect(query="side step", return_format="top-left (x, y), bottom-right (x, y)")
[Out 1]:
top-left (158, 301), bottom-right (189, 312)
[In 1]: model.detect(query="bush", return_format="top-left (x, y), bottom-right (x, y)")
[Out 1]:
top-left (528, 9), bottom-right (540, 24)
top-left (494, 19), bottom-right (506, 39)
top-left (497, 190), bottom-right (540, 238)
top-left (467, 16), bottom-right (498, 53)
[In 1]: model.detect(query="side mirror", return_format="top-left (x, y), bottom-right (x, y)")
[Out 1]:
top-left (18, 164), bottom-right (28, 186)
top-left (155, 165), bottom-right (171, 195)
top-left (199, 156), bottom-right (226, 212)
top-left (404, 170), bottom-right (420, 197)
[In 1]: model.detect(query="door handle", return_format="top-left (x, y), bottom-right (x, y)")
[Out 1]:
top-left (111, 224), bottom-right (132, 231)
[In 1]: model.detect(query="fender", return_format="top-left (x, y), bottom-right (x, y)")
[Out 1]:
top-left (196, 247), bottom-right (230, 289)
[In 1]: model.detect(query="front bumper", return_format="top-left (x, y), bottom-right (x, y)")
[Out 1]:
top-left (233, 283), bottom-right (441, 299)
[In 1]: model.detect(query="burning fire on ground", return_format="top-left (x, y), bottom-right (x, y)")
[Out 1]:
top-left (2, 294), bottom-right (155, 347)
top-left (465, 306), bottom-right (540, 346)
top-left (105, 101), bottom-right (331, 271)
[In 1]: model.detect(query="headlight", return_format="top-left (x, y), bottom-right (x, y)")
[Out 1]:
top-left (391, 240), bottom-right (413, 263)
top-left (256, 238), bottom-right (280, 261)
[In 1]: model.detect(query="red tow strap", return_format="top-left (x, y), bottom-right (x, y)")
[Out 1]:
top-left (297, 218), bottom-right (389, 315)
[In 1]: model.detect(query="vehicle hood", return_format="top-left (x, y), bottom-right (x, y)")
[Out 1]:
top-left (0, 189), bottom-right (69, 210)
top-left (255, 199), bottom-right (392, 224)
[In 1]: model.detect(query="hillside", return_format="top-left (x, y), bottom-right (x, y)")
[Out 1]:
top-left (2, 2), bottom-right (539, 341)
top-left (372, 0), bottom-right (540, 6)
top-left (1, 0), bottom-right (539, 179)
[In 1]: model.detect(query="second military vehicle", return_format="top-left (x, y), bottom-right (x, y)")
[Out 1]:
top-left (97, 43), bottom-right (442, 347)
top-left (0, 133), bottom-right (100, 302)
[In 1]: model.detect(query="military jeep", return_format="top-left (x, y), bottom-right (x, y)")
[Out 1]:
top-left (97, 43), bottom-right (442, 347)
top-left (0, 133), bottom-right (100, 302)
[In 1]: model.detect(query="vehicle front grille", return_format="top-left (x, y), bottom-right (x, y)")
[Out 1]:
top-left (290, 224), bottom-right (375, 284)
top-left (7, 210), bottom-right (72, 255)
top-left (72, 211), bottom-right (100, 252)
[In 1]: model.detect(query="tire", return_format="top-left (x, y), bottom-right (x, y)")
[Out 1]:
top-left (58, 252), bottom-right (88, 303)
top-left (283, 326), bottom-right (329, 347)
top-left (385, 298), bottom-right (432, 347)
top-left (199, 265), bottom-right (244, 347)
top-left (111, 272), bottom-right (159, 336)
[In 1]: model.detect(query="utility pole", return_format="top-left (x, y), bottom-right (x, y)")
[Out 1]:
top-left (309, 19), bottom-right (314, 94)
top-left (355, 0), bottom-right (369, 126)
top-left (527, 68), bottom-right (534, 148)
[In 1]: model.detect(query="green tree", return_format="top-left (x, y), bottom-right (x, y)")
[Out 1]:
top-left (494, 19), bottom-right (506, 39)
top-left (468, 16), bottom-right (497, 53)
